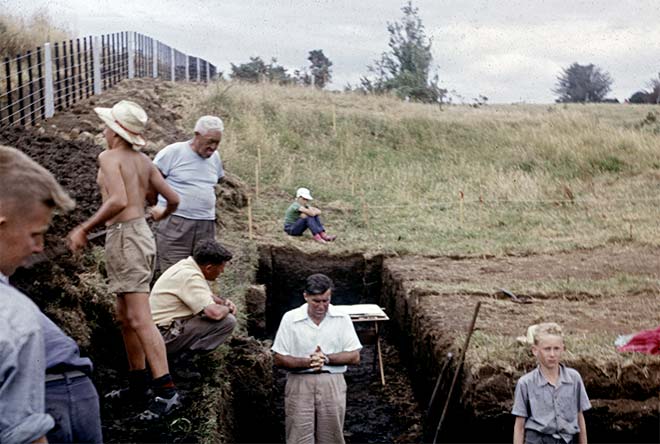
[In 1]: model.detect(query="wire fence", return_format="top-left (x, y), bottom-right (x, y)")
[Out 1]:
top-left (0, 31), bottom-right (217, 128)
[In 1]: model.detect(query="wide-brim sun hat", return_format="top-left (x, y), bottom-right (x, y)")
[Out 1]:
top-left (94, 100), bottom-right (148, 149)
top-left (296, 187), bottom-right (313, 200)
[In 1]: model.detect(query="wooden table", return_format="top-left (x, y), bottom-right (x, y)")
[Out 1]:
top-left (333, 304), bottom-right (389, 385)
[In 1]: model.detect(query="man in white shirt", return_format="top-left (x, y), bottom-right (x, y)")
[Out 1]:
top-left (152, 116), bottom-right (225, 273)
top-left (272, 274), bottom-right (362, 444)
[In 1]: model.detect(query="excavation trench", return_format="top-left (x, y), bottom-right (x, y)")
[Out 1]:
top-left (232, 247), bottom-right (660, 443)
top-left (231, 246), bottom-right (424, 443)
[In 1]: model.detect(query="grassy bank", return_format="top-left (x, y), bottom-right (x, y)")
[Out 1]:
top-left (187, 81), bottom-right (660, 256)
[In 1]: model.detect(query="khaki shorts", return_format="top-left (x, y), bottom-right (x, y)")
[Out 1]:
top-left (105, 218), bottom-right (156, 294)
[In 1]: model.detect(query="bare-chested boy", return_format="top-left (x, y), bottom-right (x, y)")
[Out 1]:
top-left (68, 100), bottom-right (181, 420)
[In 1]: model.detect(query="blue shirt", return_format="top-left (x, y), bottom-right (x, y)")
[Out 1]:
top-left (0, 272), bottom-right (55, 443)
top-left (512, 364), bottom-right (591, 443)
top-left (38, 312), bottom-right (93, 375)
top-left (154, 140), bottom-right (224, 220)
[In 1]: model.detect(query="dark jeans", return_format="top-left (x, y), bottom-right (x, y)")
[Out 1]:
top-left (46, 374), bottom-right (103, 444)
top-left (284, 216), bottom-right (325, 236)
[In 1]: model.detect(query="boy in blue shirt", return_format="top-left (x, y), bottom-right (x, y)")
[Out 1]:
top-left (512, 323), bottom-right (591, 444)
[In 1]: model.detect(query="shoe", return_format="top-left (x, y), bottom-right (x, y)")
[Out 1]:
top-left (321, 233), bottom-right (337, 242)
top-left (137, 392), bottom-right (182, 421)
top-left (105, 386), bottom-right (153, 408)
top-left (312, 233), bottom-right (328, 244)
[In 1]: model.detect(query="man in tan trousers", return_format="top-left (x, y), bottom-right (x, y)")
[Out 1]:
top-left (68, 100), bottom-right (181, 420)
top-left (272, 274), bottom-right (362, 444)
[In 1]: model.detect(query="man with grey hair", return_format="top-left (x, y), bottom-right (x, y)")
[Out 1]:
top-left (151, 115), bottom-right (226, 273)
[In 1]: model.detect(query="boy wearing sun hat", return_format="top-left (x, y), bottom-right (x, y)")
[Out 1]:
top-left (283, 187), bottom-right (337, 244)
top-left (67, 100), bottom-right (182, 420)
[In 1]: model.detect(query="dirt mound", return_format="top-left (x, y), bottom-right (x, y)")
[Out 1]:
top-left (44, 78), bottom-right (189, 155)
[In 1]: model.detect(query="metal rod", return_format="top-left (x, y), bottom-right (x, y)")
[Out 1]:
top-left (27, 51), bottom-right (35, 125)
top-left (36, 48), bottom-right (44, 120)
top-left (376, 322), bottom-right (385, 385)
top-left (433, 301), bottom-right (481, 444)
top-left (54, 42), bottom-right (61, 110)
top-left (69, 39), bottom-right (75, 102)
top-left (426, 352), bottom-right (454, 414)
top-left (16, 53), bottom-right (25, 125)
top-left (62, 40), bottom-right (69, 108)
top-left (76, 39), bottom-right (82, 99)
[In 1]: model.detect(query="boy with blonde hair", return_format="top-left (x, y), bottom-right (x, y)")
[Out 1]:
top-left (512, 323), bottom-right (591, 444)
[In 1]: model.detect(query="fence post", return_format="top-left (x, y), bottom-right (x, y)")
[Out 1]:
top-left (152, 39), bottom-right (158, 79)
top-left (185, 56), bottom-right (189, 81)
top-left (196, 57), bottom-right (200, 82)
top-left (170, 48), bottom-right (175, 82)
top-left (93, 36), bottom-right (102, 95)
top-left (206, 61), bottom-right (210, 82)
top-left (43, 43), bottom-right (55, 118)
top-left (127, 32), bottom-right (135, 79)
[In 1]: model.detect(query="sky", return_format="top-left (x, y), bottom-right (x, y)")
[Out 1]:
top-left (3, 0), bottom-right (660, 103)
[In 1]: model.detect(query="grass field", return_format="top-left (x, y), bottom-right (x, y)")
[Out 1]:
top-left (187, 81), bottom-right (660, 257)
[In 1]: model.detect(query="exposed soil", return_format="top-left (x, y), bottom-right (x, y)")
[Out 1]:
top-left (381, 246), bottom-right (660, 442)
top-left (1, 79), bottom-right (250, 443)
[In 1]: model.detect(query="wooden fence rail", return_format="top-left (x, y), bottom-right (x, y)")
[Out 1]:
top-left (0, 31), bottom-right (216, 128)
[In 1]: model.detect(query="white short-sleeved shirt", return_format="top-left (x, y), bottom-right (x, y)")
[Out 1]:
top-left (153, 140), bottom-right (224, 220)
top-left (271, 303), bottom-right (362, 373)
top-left (149, 256), bottom-right (215, 327)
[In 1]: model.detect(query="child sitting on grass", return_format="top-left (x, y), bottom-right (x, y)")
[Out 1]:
top-left (283, 187), bottom-right (337, 244)
top-left (512, 322), bottom-right (591, 444)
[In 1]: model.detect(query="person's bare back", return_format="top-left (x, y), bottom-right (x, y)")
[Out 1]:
top-left (98, 147), bottom-right (158, 225)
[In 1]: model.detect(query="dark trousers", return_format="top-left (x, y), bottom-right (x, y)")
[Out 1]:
top-left (46, 374), bottom-right (103, 444)
top-left (284, 216), bottom-right (325, 236)
top-left (155, 215), bottom-right (216, 274)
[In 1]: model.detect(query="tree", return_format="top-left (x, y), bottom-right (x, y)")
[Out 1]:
top-left (307, 50), bottom-right (333, 88)
top-left (628, 91), bottom-right (650, 104)
top-left (229, 57), bottom-right (292, 85)
top-left (553, 63), bottom-right (613, 103)
top-left (357, 1), bottom-right (446, 103)
top-left (647, 73), bottom-right (660, 104)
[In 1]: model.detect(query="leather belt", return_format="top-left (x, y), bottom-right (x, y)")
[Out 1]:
top-left (45, 370), bottom-right (86, 383)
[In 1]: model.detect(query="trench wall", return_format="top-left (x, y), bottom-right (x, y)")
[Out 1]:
top-left (380, 258), bottom-right (660, 443)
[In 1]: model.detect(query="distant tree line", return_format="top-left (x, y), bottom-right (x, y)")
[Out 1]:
top-left (229, 50), bottom-right (333, 89)
top-left (628, 73), bottom-right (660, 104)
top-left (552, 63), bottom-right (660, 104)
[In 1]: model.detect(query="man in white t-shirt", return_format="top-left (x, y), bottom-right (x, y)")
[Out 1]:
top-left (151, 116), bottom-right (225, 273)
top-left (272, 274), bottom-right (362, 444)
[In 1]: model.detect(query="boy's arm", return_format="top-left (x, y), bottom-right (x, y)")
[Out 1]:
top-left (148, 163), bottom-right (179, 221)
top-left (577, 411), bottom-right (587, 444)
top-left (513, 416), bottom-right (525, 444)
top-left (298, 205), bottom-right (321, 217)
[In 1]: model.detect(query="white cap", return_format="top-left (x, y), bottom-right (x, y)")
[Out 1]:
top-left (296, 187), bottom-right (313, 200)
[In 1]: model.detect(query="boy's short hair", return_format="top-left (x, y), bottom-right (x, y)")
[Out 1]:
top-left (0, 145), bottom-right (75, 212)
top-left (533, 322), bottom-right (563, 344)
top-left (305, 273), bottom-right (333, 296)
top-left (192, 239), bottom-right (233, 265)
